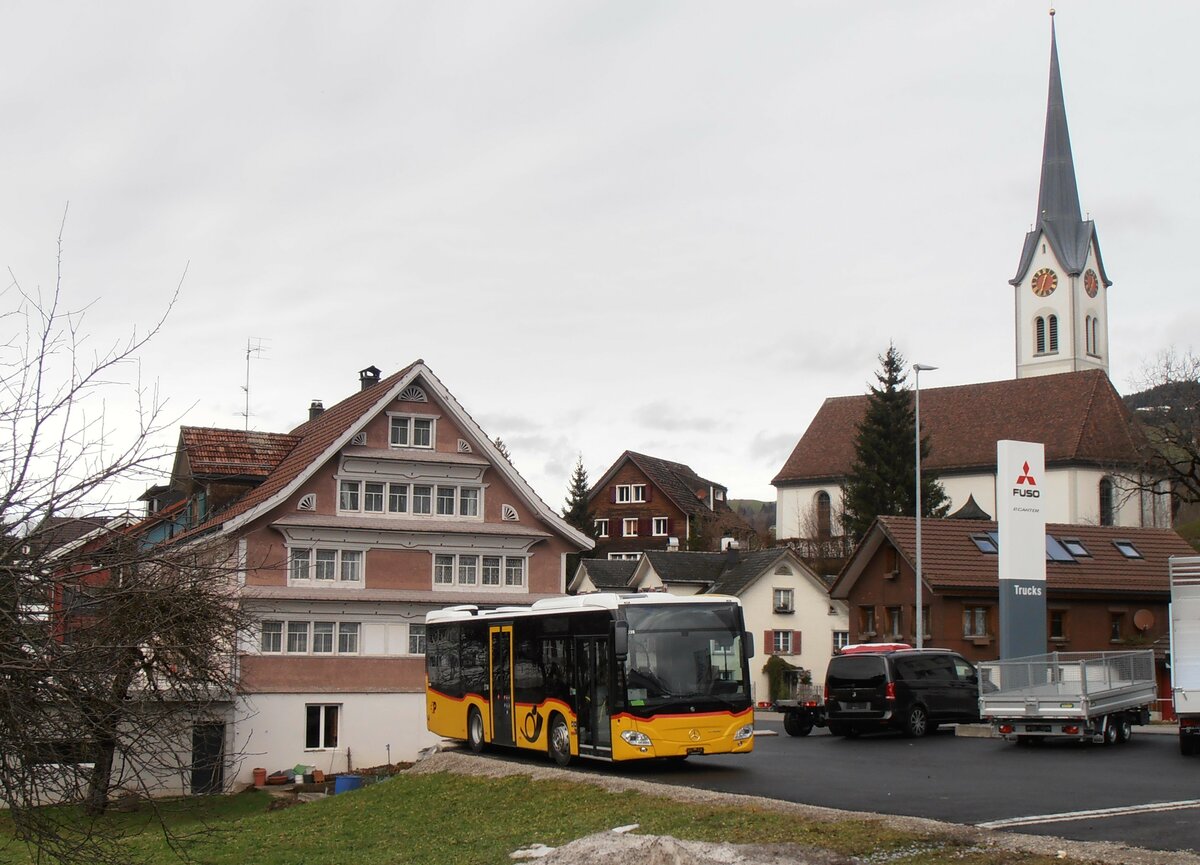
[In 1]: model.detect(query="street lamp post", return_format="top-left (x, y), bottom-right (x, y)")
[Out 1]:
top-left (913, 363), bottom-right (937, 650)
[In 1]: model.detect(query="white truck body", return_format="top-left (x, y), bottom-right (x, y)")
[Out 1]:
top-left (978, 650), bottom-right (1156, 743)
top-left (1169, 555), bottom-right (1200, 755)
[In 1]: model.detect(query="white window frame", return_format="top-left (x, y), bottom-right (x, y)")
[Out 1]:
top-left (652, 517), bottom-right (668, 536)
top-left (305, 703), bottom-right (340, 750)
top-left (287, 621), bottom-right (309, 653)
top-left (772, 631), bottom-right (793, 654)
top-left (631, 484), bottom-right (647, 503)
top-left (389, 413), bottom-right (436, 449)
top-left (615, 485), bottom-right (632, 503)
top-left (773, 588), bottom-right (794, 613)
top-left (261, 620), bottom-right (283, 653)
top-left (288, 546), bottom-right (366, 587)
top-left (833, 631), bottom-right (850, 652)
top-left (594, 518), bottom-right (609, 538)
top-left (388, 482), bottom-right (409, 514)
top-left (504, 556), bottom-right (526, 588)
top-left (481, 556), bottom-right (501, 586)
top-left (267, 619), bottom-right (362, 655)
top-left (607, 552), bottom-right (641, 561)
top-left (434, 553), bottom-right (525, 590)
top-left (408, 623), bottom-right (426, 655)
top-left (338, 622), bottom-right (360, 654)
top-left (312, 621), bottom-right (336, 653)
top-left (622, 518), bottom-right (638, 537)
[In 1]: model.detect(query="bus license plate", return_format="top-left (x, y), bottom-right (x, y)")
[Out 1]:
top-left (687, 747), bottom-right (704, 755)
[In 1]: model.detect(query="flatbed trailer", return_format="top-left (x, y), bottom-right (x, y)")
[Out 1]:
top-left (772, 678), bottom-right (825, 737)
top-left (978, 650), bottom-right (1155, 745)
top-left (1170, 556), bottom-right (1200, 756)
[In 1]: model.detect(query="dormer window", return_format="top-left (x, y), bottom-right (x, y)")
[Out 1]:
top-left (390, 415), bottom-right (434, 449)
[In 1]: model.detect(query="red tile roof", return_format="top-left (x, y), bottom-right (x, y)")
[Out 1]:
top-left (179, 427), bottom-right (300, 479)
top-left (835, 516), bottom-right (1194, 597)
top-left (773, 370), bottom-right (1146, 485)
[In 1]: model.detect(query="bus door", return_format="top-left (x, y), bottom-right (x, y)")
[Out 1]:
top-left (575, 636), bottom-right (612, 754)
top-left (489, 625), bottom-right (515, 747)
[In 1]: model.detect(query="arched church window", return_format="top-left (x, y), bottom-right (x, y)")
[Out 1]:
top-left (1099, 477), bottom-right (1115, 526)
top-left (1085, 316), bottom-right (1093, 354)
top-left (1048, 315), bottom-right (1059, 352)
top-left (1091, 317), bottom-right (1099, 356)
top-left (1035, 317), bottom-right (1046, 354)
top-left (815, 491), bottom-right (831, 540)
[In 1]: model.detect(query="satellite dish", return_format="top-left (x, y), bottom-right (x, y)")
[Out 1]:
top-left (1134, 609), bottom-right (1155, 632)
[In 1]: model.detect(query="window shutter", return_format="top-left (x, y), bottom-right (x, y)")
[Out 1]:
top-left (641, 517), bottom-right (649, 536)
top-left (764, 630), bottom-right (774, 654)
top-left (793, 631), bottom-right (801, 654)
top-left (611, 486), bottom-right (617, 504)
top-left (644, 485), bottom-right (653, 503)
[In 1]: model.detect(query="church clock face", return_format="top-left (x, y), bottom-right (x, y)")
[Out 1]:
top-left (1084, 269), bottom-right (1099, 298)
top-left (1031, 267), bottom-right (1058, 297)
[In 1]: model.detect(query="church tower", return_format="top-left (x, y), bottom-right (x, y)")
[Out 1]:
top-left (1011, 13), bottom-right (1111, 379)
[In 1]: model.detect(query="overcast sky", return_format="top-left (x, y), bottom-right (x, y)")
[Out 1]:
top-left (3, 2), bottom-right (1198, 510)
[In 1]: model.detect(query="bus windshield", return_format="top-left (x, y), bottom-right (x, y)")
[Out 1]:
top-left (622, 604), bottom-right (748, 708)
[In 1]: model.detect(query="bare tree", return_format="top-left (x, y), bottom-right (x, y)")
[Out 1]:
top-left (1125, 349), bottom-right (1200, 517)
top-left (0, 217), bottom-right (247, 864)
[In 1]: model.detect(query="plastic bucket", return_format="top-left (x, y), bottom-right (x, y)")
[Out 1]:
top-left (334, 775), bottom-right (363, 794)
top-left (252, 768), bottom-right (267, 787)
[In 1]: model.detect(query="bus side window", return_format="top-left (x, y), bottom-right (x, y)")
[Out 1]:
top-left (460, 624), bottom-right (486, 698)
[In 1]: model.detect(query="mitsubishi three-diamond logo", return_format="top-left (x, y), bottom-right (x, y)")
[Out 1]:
top-left (1012, 461), bottom-right (1040, 498)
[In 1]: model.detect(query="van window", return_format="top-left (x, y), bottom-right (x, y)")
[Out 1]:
top-left (895, 654), bottom-right (955, 681)
top-left (827, 656), bottom-right (887, 688)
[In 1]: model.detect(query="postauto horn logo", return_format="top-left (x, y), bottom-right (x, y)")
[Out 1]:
top-left (1012, 461), bottom-right (1040, 498)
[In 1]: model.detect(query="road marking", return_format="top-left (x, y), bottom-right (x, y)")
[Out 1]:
top-left (978, 799), bottom-right (1200, 829)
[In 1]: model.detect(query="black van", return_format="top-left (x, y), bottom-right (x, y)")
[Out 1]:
top-left (824, 648), bottom-right (981, 737)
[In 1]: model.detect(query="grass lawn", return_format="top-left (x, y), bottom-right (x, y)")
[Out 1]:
top-left (1, 771), bottom-right (1098, 865)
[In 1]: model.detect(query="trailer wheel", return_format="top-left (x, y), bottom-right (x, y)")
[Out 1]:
top-left (784, 712), bottom-right (814, 737)
top-left (1102, 716), bottom-right (1119, 746)
top-left (1116, 715), bottom-right (1132, 744)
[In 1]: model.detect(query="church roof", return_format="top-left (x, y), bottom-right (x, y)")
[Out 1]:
top-left (772, 369), bottom-right (1146, 486)
top-left (1010, 17), bottom-right (1111, 287)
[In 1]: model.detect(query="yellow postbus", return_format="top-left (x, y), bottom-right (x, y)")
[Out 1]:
top-left (425, 593), bottom-right (755, 765)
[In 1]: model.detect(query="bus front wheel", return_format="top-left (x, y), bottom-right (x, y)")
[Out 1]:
top-left (467, 707), bottom-right (485, 753)
top-left (548, 714), bottom-right (572, 767)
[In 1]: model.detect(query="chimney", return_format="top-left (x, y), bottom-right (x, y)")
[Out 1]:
top-left (724, 540), bottom-right (740, 567)
top-left (359, 365), bottom-right (382, 391)
top-left (309, 400), bottom-right (325, 421)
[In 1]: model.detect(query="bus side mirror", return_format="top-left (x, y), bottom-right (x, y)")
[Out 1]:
top-left (614, 621), bottom-right (629, 659)
top-left (743, 631), bottom-right (754, 658)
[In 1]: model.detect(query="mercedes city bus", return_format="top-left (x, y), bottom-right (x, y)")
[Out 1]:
top-left (425, 593), bottom-right (755, 764)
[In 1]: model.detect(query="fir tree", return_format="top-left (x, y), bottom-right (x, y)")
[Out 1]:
top-left (842, 343), bottom-right (949, 541)
top-left (561, 454), bottom-right (594, 536)
top-left (493, 436), bottom-right (512, 462)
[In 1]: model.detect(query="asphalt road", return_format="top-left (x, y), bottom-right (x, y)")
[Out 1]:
top-left (565, 719), bottom-right (1200, 855)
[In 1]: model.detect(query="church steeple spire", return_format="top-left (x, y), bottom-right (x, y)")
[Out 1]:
top-left (1010, 12), bottom-right (1111, 381)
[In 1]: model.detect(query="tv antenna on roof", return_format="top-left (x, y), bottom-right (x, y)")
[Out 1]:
top-left (240, 337), bottom-right (269, 430)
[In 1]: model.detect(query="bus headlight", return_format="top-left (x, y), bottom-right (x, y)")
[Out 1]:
top-left (620, 730), bottom-right (653, 747)
top-left (733, 724), bottom-right (755, 741)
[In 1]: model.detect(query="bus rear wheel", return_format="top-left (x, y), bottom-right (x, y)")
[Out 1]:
top-left (548, 714), bottom-right (572, 767)
top-left (467, 707), bottom-right (485, 753)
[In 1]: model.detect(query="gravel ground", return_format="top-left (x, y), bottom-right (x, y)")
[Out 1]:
top-left (412, 747), bottom-right (1200, 865)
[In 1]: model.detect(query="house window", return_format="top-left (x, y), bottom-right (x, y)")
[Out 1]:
top-left (833, 631), bottom-right (850, 652)
top-left (859, 606), bottom-right (876, 636)
top-left (773, 631), bottom-right (793, 654)
top-left (412, 485), bottom-right (433, 515)
top-left (773, 588), bottom-right (794, 613)
top-left (594, 519), bottom-right (609, 538)
top-left (261, 620), bottom-right (283, 653)
top-left (338, 622), bottom-right (360, 654)
top-left (1113, 540), bottom-right (1142, 559)
top-left (914, 605), bottom-right (931, 640)
top-left (652, 517), bottom-right (668, 536)
top-left (1099, 478), bottom-right (1115, 526)
top-left (1050, 609), bottom-right (1067, 641)
top-left (458, 555), bottom-right (479, 586)
top-left (408, 624), bottom-right (426, 655)
top-left (305, 704), bottom-right (339, 750)
top-left (482, 556), bottom-right (501, 586)
top-left (338, 480), bottom-right (360, 511)
top-left (631, 484), bottom-right (647, 503)
top-left (315, 549), bottom-right (337, 580)
top-left (459, 488), bottom-right (480, 517)
top-left (390, 416), bottom-right (434, 449)
top-left (363, 482), bottom-right (385, 513)
top-left (1091, 316), bottom-right (1100, 356)
top-left (312, 621), bottom-right (335, 653)
top-left (389, 483), bottom-right (408, 513)
top-left (340, 550), bottom-right (362, 582)
top-left (963, 606), bottom-right (989, 638)
top-left (815, 491), bottom-right (832, 539)
top-left (289, 550), bottom-right (311, 581)
top-left (287, 621), bottom-right (309, 653)
top-left (623, 518), bottom-right (638, 537)
top-left (435, 486), bottom-right (455, 516)
top-left (886, 606), bottom-right (903, 638)
top-left (970, 533), bottom-right (998, 554)
top-left (504, 557), bottom-right (526, 587)
top-left (608, 552), bottom-right (641, 561)
top-left (434, 554), bottom-right (455, 585)
top-left (615, 485), bottom-right (632, 503)
top-left (1110, 613), bottom-right (1125, 643)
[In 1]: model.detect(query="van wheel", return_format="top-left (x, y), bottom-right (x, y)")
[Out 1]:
top-left (467, 707), bottom-right (485, 753)
top-left (548, 714), bottom-right (572, 767)
top-left (784, 713), bottom-right (814, 737)
top-left (903, 705), bottom-right (929, 738)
